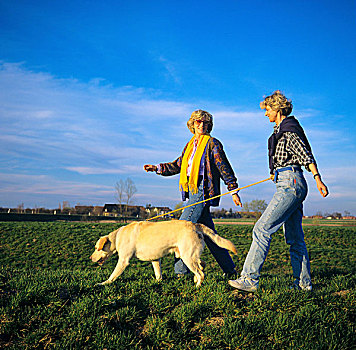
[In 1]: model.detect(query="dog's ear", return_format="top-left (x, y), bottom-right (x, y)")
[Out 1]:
top-left (97, 236), bottom-right (109, 251)
top-left (108, 227), bottom-right (120, 242)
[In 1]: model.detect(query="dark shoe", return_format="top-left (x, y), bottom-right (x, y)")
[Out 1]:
top-left (223, 270), bottom-right (237, 280)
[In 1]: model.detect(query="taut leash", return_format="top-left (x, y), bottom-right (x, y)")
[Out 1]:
top-left (146, 176), bottom-right (272, 221)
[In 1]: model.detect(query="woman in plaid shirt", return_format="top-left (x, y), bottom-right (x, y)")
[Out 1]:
top-left (229, 90), bottom-right (328, 292)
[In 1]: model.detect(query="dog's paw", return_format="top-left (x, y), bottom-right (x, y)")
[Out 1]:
top-left (96, 280), bottom-right (111, 286)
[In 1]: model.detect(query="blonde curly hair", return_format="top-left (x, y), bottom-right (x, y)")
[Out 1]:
top-left (260, 90), bottom-right (293, 116)
top-left (187, 110), bottom-right (213, 134)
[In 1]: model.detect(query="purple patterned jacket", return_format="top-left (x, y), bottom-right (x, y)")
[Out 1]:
top-left (159, 137), bottom-right (238, 206)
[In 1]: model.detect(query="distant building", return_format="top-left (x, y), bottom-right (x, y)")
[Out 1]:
top-left (91, 206), bottom-right (104, 216)
top-left (145, 206), bottom-right (172, 217)
top-left (75, 206), bottom-right (94, 215)
top-left (103, 204), bottom-right (146, 217)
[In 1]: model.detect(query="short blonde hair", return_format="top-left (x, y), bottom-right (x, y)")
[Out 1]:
top-left (260, 90), bottom-right (293, 116)
top-left (187, 110), bottom-right (213, 134)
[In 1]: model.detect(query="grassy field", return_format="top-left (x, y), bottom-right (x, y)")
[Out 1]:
top-left (213, 218), bottom-right (356, 227)
top-left (0, 221), bottom-right (355, 349)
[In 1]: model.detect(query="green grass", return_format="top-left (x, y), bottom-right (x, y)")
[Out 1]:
top-left (0, 222), bottom-right (355, 349)
top-left (213, 218), bottom-right (257, 223)
top-left (213, 218), bottom-right (356, 226)
top-left (301, 218), bottom-right (356, 226)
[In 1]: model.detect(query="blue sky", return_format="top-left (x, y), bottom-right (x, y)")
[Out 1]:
top-left (0, 0), bottom-right (355, 215)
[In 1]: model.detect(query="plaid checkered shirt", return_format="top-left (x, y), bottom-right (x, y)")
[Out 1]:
top-left (272, 124), bottom-right (315, 171)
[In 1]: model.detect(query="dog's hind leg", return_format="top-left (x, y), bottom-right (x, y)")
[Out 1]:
top-left (152, 260), bottom-right (162, 281)
top-left (193, 260), bottom-right (205, 287)
top-left (98, 257), bottom-right (130, 286)
top-left (180, 257), bottom-right (205, 287)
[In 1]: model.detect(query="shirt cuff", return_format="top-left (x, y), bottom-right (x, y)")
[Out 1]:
top-left (305, 161), bottom-right (316, 172)
top-left (156, 164), bottom-right (162, 174)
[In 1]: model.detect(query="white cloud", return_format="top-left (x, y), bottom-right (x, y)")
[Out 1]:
top-left (66, 165), bottom-right (142, 175)
top-left (158, 56), bottom-right (182, 85)
top-left (0, 173), bottom-right (112, 196)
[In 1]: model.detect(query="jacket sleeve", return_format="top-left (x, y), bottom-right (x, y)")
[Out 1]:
top-left (286, 132), bottom-right (316, 171)
top-left (158, 143), bottom-right (188, 176)
top-left (211, 138), bottom-right (238, 191)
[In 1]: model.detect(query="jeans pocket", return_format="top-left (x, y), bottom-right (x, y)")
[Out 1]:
top-left (277, 172), bottom-right (294, 190)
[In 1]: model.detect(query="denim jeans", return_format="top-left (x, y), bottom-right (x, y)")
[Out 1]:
top-left (175, 180), bottom-right (236, 275)
top-left (241, 167), bottom-right (312, 288)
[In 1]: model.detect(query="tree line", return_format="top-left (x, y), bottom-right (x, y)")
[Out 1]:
top-left (8, 178), bottom-right (353, 219)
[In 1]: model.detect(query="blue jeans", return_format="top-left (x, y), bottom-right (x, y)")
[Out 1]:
top-left (241, 168), bottom-right (312, 288)
top-left (175, 180), bottom-right (236, 275)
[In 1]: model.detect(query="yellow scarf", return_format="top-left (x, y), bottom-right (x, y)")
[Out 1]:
top-left (179, 135), bottom-right (210, 194)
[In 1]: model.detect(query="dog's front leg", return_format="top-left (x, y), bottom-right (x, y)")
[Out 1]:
top-left (152, 260), bottom-right (162, 281)
top-left (97, 257), bottom-right (130, 286)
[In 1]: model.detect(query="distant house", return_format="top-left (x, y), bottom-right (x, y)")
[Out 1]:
top-left (103, 204), bottom-right (146, 217)
top-left (103, 204), bottom-right (120, 216)
top-left (91, 206), bottom-right (104, 216)
top-left (145, 206), bottom-right (172, 217)
top-left (343, 216), bottom-right (355, 220)
top-left (35, 208), bottom-right (52, 214)
top-left (75, 206), bottom-right (94, 215)
top-left (311, 215), bottom-right (323, 219)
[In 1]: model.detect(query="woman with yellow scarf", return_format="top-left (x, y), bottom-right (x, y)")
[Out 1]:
top-left (144, 110), bottom-right (242, 278)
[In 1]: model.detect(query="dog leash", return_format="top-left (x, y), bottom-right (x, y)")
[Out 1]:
top-left (146, 176), bottom-right (273, 221)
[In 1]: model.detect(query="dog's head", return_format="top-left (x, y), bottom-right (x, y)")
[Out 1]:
top-left (90, 228), bottom-right (119, 265)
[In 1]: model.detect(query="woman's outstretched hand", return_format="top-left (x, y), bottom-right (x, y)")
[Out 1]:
top-left (316, 177), bottom-right (329, 197)
top-left (308, 164), bottom-right (329, 198)
top-left (144, 164), bottom-right (157, 172)
top-left (232, 193), bottom-right (242, 207)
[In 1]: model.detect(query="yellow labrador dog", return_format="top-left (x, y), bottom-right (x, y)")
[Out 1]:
top-left (90, 220), bottom-right (237, 287)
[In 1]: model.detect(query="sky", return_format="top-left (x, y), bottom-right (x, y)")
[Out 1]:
top-left (0, 0), bottom-right (355, 216)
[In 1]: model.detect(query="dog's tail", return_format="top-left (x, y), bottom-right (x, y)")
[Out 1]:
top-left (196, 223), bottom-right (237, 255)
